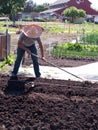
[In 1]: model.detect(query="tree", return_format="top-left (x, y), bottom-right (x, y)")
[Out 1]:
top-left (23, 0), bottom-right (36, 12)
top-left (78, 9), bottom-right (86, 17)
top-left (0, 0), bottom-right (26, 18)
top-left (63, 6), bottom-right (86, 23)
top-left (33, 4), bottom-right (49, 13)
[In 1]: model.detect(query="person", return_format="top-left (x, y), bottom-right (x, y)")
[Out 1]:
top-left (11, 24), bottom-right (45, 78)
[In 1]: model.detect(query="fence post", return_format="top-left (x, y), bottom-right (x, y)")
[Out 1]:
top-left (0, 33), bottom-right (10, 60)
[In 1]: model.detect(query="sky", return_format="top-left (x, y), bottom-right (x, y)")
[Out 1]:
top-left (33, 0), bottom-right (98, 10)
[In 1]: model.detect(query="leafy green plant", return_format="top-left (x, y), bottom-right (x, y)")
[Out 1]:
top-left (65, 42), bottom-right (75, 50)
top-left (65, 42), bottom-right (83, 51)
top-left (52, 42), bottom-right (98, 58)
top-left (6, 55), bottom-right (14, 65)
top-left (73, 43), bottom-right (83, 51)
top-left (0, 54), bottom-right (15, 70)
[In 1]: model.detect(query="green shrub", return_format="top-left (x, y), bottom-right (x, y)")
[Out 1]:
top-left (22, 18), bottom-right (33, 21)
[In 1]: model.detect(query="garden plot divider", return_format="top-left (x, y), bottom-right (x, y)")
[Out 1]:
top-left (0, 33), bottom-right (10, 60)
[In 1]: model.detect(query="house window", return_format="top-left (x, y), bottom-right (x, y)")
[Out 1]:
top-left (76, 0), bottom-right (80, 4)
top-left (76, 0), bottom-right (84, 4)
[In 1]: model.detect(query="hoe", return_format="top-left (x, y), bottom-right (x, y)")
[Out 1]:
top-left (6, 53), bottom-right (85, 93)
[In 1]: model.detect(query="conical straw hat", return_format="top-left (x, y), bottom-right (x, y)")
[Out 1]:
top-left (23, 24), bottom-right (44, 38)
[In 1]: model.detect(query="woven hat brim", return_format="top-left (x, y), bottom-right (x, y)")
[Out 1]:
top-left (23, 24), bottom-right (43, 38)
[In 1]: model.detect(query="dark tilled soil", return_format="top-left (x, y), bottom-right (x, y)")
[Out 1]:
top-left (0, 74), bottom-right (98, 130)
top-left (0, 31), bottom-right (98, 130)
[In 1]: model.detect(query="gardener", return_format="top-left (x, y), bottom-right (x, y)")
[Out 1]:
top-left (11, 24), bottom-right (45, 78)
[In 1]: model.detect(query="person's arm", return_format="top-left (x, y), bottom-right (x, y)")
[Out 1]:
top-left (37, 38), bottom-right (45, 60)
top-left (18, 40), bottom-right (31, 54)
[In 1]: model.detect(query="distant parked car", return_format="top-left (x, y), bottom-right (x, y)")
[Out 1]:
top-left (85, 16), bottom-right (94, 23)
top-left (94, 16), bottom-right (98, 24)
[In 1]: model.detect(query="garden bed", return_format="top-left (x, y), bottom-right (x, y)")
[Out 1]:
top-left (0, 74), bottom-right (98, 129)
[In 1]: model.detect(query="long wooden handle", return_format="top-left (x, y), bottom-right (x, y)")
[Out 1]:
top-left (31, 53), bottom-right (84, 81)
